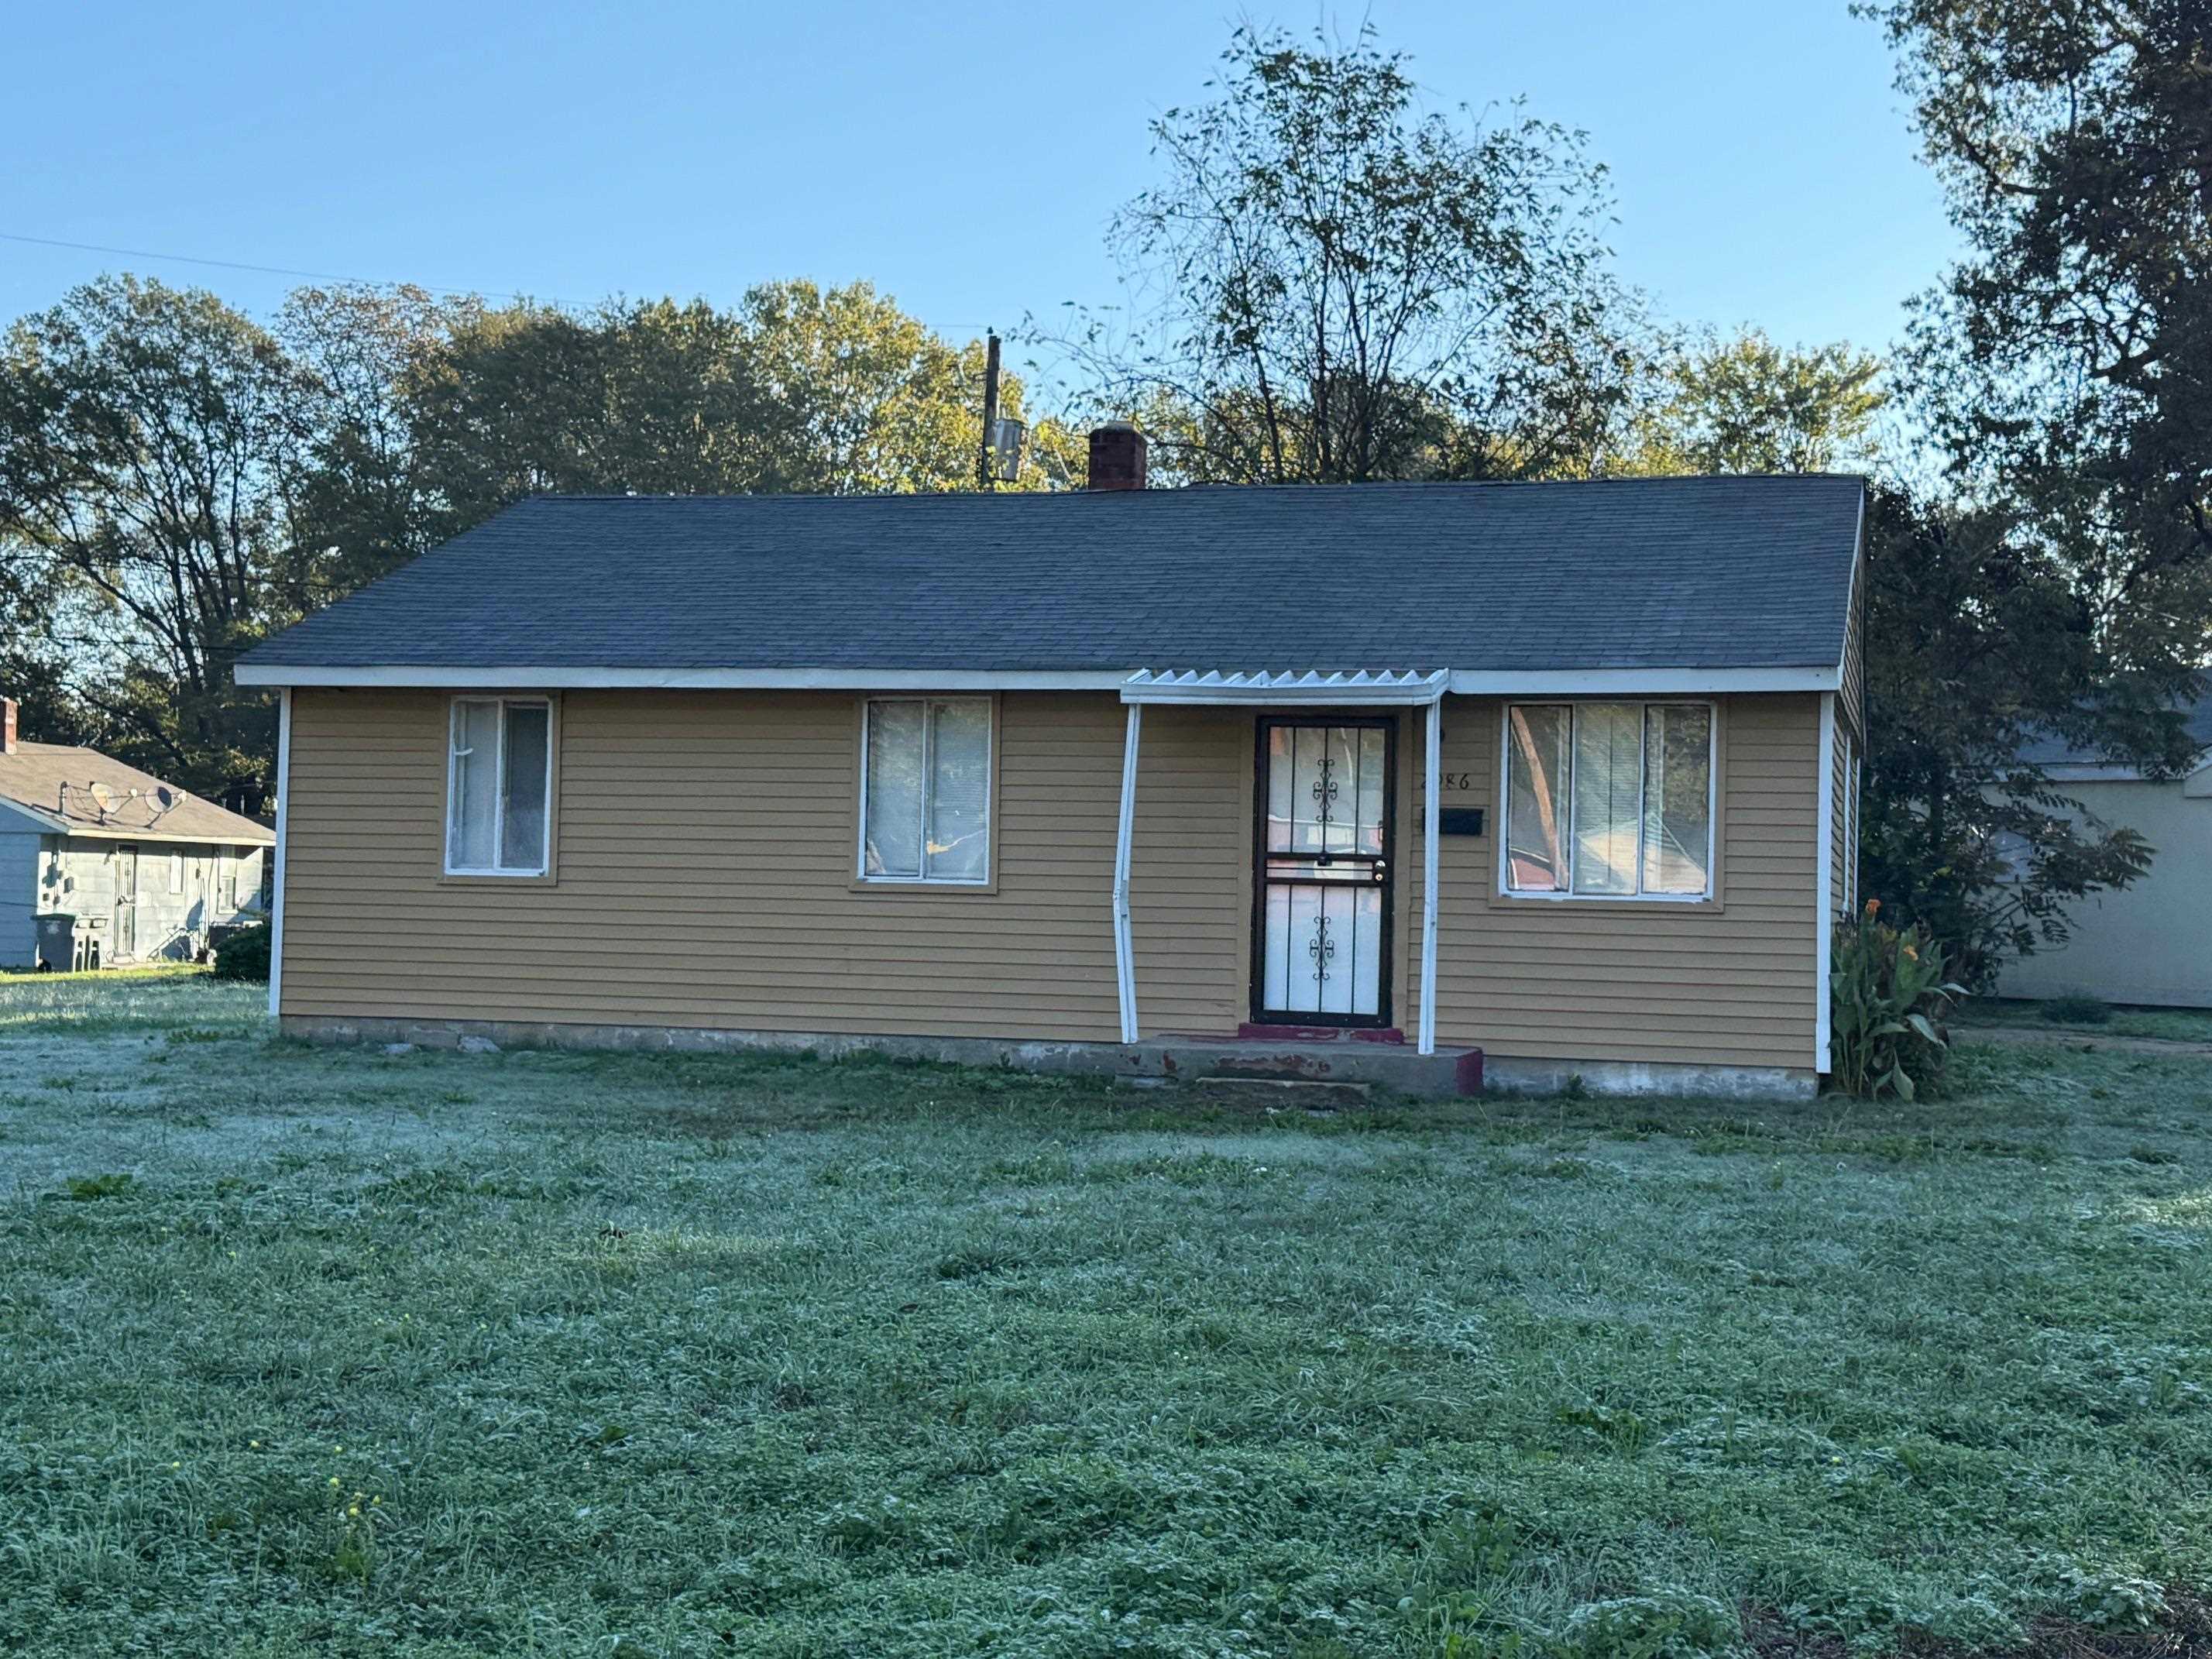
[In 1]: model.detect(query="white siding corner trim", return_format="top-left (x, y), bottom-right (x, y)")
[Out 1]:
top-left (269, 688), bottom-right (291, 1018)
top-left (1815, 691), bottom-right (1836, 1073)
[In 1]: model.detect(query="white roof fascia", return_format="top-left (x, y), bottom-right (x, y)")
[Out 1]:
top-left (235, 665), bottom-right (1133, 692)
top-left (241, 662), bottom-right (1840, 696)
top-left (1448, 667), bottom-right (1838, 695)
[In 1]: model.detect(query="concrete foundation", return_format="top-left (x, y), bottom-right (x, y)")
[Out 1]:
top-left (280, 1015), bottom-right (1815, 1101)
top-left (1479, 1054), bottom-right (1818, 1101)
top-left (280, 1015), bottom-right (1484, 1098)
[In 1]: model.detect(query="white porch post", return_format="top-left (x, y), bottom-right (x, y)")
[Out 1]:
top-left (1417, 697), bottom-right (1441, 1055)
top-left (268, 687), bottom-right (292, 1022)
top-left (1113, 702), bottom-right (1142, 1043)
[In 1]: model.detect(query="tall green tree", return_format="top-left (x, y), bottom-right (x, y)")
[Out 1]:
top-left (2, 274), bottom-right (1074, 791)
top-left (273, 283), bottom-right (475, 613)
top-left (0, 276), bottom-right (299, 786)
top-left (1614, 329), bottom-right (1885, 476)
top-left (1855, 486), bottom-right (2200, 985)
top-left (401, 297), bottom-right (763, 526)
top-left (400, 280), bottom-right (1076, 523)
top-left (1867, 0), bottom-right (2212, 672)
top-left (1852, 0), bottom-right (2211, 975)
top-left (1060, 24), bottom-right (1644, 485)
top-left (742, 281), bottom-right (1066, 493)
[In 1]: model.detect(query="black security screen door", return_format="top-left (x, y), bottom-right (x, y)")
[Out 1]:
top-left (1252, 717), bottom-right (1395, 1027)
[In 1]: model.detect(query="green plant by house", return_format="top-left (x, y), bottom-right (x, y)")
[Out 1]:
top-left (1829, 898), bottom-right (1966, 1099)
top-left (211, 922), bottom-right (271, 982)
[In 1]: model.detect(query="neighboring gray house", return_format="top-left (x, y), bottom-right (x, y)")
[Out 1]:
top-left (1998, 696), bottom-right (2212, 1009)
top-left (0, 699), bottom-right (275, 970)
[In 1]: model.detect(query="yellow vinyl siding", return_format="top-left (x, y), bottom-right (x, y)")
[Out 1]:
top-left (280, 689), bottom-right (1247, 1042)
top-left (283, 687), bottom-right (1823, 1070)
top-left (1406, 694), bottom-right (1820, 1070)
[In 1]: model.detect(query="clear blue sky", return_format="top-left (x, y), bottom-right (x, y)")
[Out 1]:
top-left (3, 1), bottom-right (1956, 379)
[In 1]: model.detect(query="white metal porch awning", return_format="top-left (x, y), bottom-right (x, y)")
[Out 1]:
top-left (1111, 667), bottom-right (1448, 1056)
top-left (1120, 668), bottom-right (1448, 706)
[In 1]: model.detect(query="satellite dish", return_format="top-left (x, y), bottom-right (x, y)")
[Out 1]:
top-left (155, 787), bottom-right (174, 809)
top-left (88, 782), bottom-right (115, 812)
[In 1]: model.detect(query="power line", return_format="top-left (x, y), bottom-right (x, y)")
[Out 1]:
top-left (0, 231), bottom-right (539, 302)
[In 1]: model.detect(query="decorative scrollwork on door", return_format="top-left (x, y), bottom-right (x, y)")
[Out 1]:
top-left (1259, 720), bottom-right (1392, 1025)
top-left (1307, 912), bottom-right (1334, 983)
top-left (1310, 754), bottom-right (1339, 826)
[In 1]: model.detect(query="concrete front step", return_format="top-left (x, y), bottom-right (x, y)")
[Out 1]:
top-left (1125, 1036), bottom-right (1483, 1099)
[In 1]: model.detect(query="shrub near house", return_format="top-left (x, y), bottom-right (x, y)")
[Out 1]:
top-left (211, 923), bottom-right (271, 982)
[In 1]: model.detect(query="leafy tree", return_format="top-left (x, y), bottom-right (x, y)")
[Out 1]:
top-left (0, 276), bottom-right (297, 786)
top-left (398, 281), bottom-right (1076, 520)
top-left (401, 297), bottom-right (761, 526)
top-left (1853, 0), bottom-right (2211, 976)
top-left (273, 283), bottom-right (476, 612)
top-left (1059, 24), bottom-right (1644, 484)
top-left (0, 592), bottom-right (93, 749)
top-left (1866, 0), bottom-right (2212, 671)
top-left (1854, 486), bottom-right (2204, 985)
top-left (745, 281), bottom-right (1025, 493)
top-left (1614, 329), bottom-right (1885, 476)
top-left (1, 274), bottom-right (1074, 792)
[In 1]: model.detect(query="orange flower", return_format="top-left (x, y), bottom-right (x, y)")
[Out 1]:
top-left (1864, 898), bottom-right (1881, 917)
top-left (1902, 945), bottom-right (1918, 961)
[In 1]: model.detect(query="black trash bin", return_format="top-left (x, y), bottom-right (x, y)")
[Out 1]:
top-left (34, 912), bottom-right (77, 972)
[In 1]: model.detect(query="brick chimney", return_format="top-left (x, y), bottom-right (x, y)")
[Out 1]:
top-left (1088, 421), bottom-right (1147, 490)
top-left (1, 698), bottom-right (15, 756)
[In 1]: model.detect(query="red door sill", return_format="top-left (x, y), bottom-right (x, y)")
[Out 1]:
top-left (1235, 1022), bottom-right (1406, 1045)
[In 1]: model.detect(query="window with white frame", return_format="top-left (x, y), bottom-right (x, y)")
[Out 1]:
top-left (1502, 702), bottom-right (1715, 898)
top-left (859, 698), bottom-right (992, 884)
top-left (446, 697), bottom-right (553, 876)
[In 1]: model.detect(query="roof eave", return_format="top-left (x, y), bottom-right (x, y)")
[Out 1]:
top-left (53, 823), bottom-right (276, 847)
top-left (238, 663), bottom-right (1843, 694)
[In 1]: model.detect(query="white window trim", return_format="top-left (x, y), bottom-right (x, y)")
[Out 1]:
top-left (169, 850), bottom-right (185, 893)
top-left (857, 696), bottom-right (994, 886)
top-left (1497, 700), bottom-right (1719, 903)
top-left (445, 696), bottom-right (553, 877)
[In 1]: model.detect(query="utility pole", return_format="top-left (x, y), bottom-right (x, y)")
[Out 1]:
top-left (976, 330), bottom-right (1001, 492)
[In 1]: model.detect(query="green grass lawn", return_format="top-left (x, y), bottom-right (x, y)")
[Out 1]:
top-left (2, 977), bottom-right (2208, 1657)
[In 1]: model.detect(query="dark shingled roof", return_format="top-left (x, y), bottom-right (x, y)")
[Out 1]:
top-left (242, 475), bottom-right (1866, 675)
